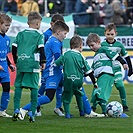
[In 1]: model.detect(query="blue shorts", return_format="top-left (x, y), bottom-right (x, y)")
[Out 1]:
top-left (0, 70), bottom-right (10, 83)
top-left (45, 73), bottom-right (63, 89)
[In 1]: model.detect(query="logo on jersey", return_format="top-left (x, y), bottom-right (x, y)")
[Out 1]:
top-left (67, 75), bottom-right (80, 81)
top-left (18, 53), bottom-right (30, 60)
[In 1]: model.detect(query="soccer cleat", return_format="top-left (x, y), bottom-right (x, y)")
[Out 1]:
top-left (27, 111), bottom-right (35, 123)
top-left (12, 109), bottom-right (20, 121)
top-left (54, 108), bottom-right (65, 116)
top-left (18, 108), bottom-right (28, 120)
top-left (80, 111), bottom-right (85, 116)
top-left (65, 113), bottom-right (73, 118)
top-left (0, 110), bottom-right (12, 118)
top-left (120, 113), bottom-right (129, 118)
top-left (123, 106), bottom-right (129, 112)
top-left (35, 106), bottom-right (42, 116)
top-left (85, 111), bottom-right (105, 118)
top-left (35, 110), bottom-right (42, 116)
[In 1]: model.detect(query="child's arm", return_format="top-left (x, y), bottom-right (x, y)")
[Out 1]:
top-left (39, 47), bottom-right (46, 70)
top-left (116, 56), bottom-right (129, 70)
top-left (6, 56), bottom-right (16, 72)
top-left (84, 71), bottom-right (98, 88)
top-left (12, 45), bottom-right (17, 64)
top-left (125, 56), bottom-right (133, 76)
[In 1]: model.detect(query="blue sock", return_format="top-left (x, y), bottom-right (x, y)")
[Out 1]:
top-left (38, 83), bottom-right (46, 96)
top-left (0, 92), bottom-right (10, 111)
top-left (22, 95), bottom-right (51, 111)
top-left (82, 88), bottom-right (91, 114)
top-left (56, 86), bottom-right (62, 108)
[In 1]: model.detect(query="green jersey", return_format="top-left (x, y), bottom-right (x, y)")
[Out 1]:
top-left (12, 28), bottom-right (44, 72)
top-left (101, 40), bottom-right (128, 69)
top-left (55, 49), bottom-right (92, 83)
top-left (92, 46), bottom-right (119, 78)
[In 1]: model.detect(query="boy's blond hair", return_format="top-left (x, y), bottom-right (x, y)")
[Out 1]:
top-left (0, 13), bottom-right (4, 24)
top-left (70, 35), bottom-right (82, 49)
top-left (86, 33), bottom-right (100, 45)
top-left (0, 13), bottom-right (12, 23)
top-left (27, 11), bottom-right (42, 24)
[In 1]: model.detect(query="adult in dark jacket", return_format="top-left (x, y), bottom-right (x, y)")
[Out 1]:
top-left (3, 0), bottom-right (18, 14)
top-left (73, 0), bottom-right (93, 25)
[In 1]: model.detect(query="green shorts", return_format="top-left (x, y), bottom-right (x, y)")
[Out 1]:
top-left (91, 73), bottom-right (114, 103)
top-left (15, 71), bottom-right (39, 89)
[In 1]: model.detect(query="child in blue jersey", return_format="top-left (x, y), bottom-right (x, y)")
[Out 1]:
top-left (0, 13), bottom-right (15, 117)
top-left (86, 33), bottom-right (129, 115)
top-left (19, 20), bottom-right (69, 118)
top-left (37, 14), bottom-right (65, 116)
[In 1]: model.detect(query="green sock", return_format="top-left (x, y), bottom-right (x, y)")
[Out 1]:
top-left (14, 87), bottom-right (22, 111)
top-left (31, 88), bottom-right (38, 115)
top-left (100, 99), bottom-right (106, 114)
top-left (63, 102), bottom-right (70, 115)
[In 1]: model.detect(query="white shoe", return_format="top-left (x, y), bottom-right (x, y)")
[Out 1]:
top-left (35, 110), bottom-right (42, 116)
top-left (0, 110), bottom-right (12, 118)
top-left (54, 108), bottom-right (65, 116)
top-left (85, 111), bottom-right (105, 118)
top-left (18, 108), bottom-right (28, 120)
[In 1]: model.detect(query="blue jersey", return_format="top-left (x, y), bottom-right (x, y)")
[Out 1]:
top-left (43, 36), bottom-right (62, 78)
top-left (43, 28), bottom-right (52, 44)
top-left (0, 34), bottom-right (10, 82)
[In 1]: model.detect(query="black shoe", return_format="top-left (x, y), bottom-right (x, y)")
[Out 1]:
top-left (123, 106), bottom-right (129, 112)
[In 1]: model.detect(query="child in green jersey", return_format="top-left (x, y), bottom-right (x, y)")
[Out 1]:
top-left (12, 12), bottom-right (45, 122)
top-left (54, 35), bottom-right (98, 118)
top-left (86, 33), bottom-right (128, 115)
top-left (101, 23), bottom-right (133, 112)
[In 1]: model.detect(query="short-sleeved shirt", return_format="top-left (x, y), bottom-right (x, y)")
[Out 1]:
top-left (92, 46), bottom-right (119, 78)
top-left (43, 36), bottom-right (62, 78)
top-left (0, 34), bottom-right (10, 82)
top-left (54, 49), bottom-right (92, 90)
top-left (12, 28), bottom-right (44, 72)
top-left (101, 40), bottom-right (128, 69)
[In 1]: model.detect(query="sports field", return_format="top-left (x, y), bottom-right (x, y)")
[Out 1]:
top-left (0, 84), bottom-right (133, 133)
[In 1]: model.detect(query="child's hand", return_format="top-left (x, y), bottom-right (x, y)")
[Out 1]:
top-left (40, 63), bottom-right (46, 70)
top-left (9, 64), bottom-right (16, 72)
top-left (0, 65), bottom-right (4, 70)
top-left (93, 82), bottom-right (98, 88)
top-left (123, 64), bottom-right (129, 70)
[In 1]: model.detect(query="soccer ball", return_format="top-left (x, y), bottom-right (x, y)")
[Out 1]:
top-left (106, 101), bottom-right (123, 117)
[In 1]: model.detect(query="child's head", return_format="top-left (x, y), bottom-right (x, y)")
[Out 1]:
top-left (50, 14), bottom-right (64, 29)
top-left (70, 35), bottom-right (83, 52)
top-left (0, 13), bottom-right (12, 34)
top-left (52, 20), bottom-right (69, 42)
top-left (86, 33), bottom-right (101, 52)
top-left (51, 13), bottom-right (64, 23)
top-left (27, 12), bottom-right (42, 29)
top-left (104, 23), bottom-right (117, 43)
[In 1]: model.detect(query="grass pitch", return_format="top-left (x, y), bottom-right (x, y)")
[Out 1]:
top-left (0, 84), bottom-right (133, 133)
